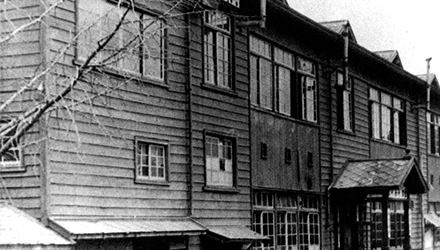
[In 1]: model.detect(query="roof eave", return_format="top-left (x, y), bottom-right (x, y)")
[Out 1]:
top-left (271, 1), bottom-right (426, 88)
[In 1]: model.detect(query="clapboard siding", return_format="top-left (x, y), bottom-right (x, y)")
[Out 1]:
top-left (42, 1), bottom-right (192, 218)
top-left (0, 1), bottom-right (44, 218)
top-left (188, 13), bottom-right (251, 227)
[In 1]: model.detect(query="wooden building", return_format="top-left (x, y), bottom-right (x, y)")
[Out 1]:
top-left (0, 0), bottom-right (437, 250)
top-left (244, 1), bottom-right (430, 250)
top-left (0, 0), bottom-right (263, 249)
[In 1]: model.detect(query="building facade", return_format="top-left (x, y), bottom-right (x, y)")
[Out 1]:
top-left (0, 0), bottom-right (436, 250)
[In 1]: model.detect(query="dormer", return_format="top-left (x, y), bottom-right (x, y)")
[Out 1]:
top-left (375, 50), bottom-right (404, 69)
top-left (320, 20), bottom-right (357, 43)
top-left (418, 73), bottom-right (439, 88)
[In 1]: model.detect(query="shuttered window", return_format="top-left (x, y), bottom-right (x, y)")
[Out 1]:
top-left (205, 135), bottom-right (235, 187)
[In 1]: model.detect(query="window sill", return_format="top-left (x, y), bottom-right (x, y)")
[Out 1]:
top-left (203, 186), bottom-right (240, 193)
top-left (337, 128), bottom-right (355, 136)
top-left (428, 153), bottom-right (440, 158)
top-left (0, 164), bottom-right (25, 173)
top-left (73, 59), bottom-right (169, 90)
top-left (251, 105), bottom-right (320, 128)
top-left (135, 179), bottom-right (170, 187)
top-left (201, 83), bottom-right (239, 97)
top-left (370, 137), bottom-right (407, 149)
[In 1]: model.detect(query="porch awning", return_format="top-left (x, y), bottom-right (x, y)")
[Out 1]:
top-left (207, 226), bottom-right (268, 243)
top-left (49, 217), bottom-right (206, 240)
top-left (0, 204), bottom-right (72, 248)
top-left (329, 156), bottom-right (428, 194)
top-left (425, 213), bottom-right (440, 227)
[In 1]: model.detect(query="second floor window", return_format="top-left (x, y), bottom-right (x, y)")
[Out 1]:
top-left (204, 11), bottom-right (232, 89)
top-left (337, 72), bottom-right (354, 131)
top-left (205, 135), bottom-right (235, 187)
top-left (369, 88), bottom-right (406, 145)
top-left (78, 0), bottom-right (165, 81)
top-left (427, 112), bottom-right (440, 155)
top-left (250, 35), bottom-right (317, 122)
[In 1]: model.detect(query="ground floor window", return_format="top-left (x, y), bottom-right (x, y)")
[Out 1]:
top-left (363, 193), bottom-right (408, 250)
top-left (252, 191), bottom-right (320, 250)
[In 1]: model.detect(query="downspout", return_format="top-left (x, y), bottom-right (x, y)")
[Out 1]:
top-left (426, 58), bottom-right (432, 214)
top-left (426, 58), bottom-right (432, 110)
top-left (342, 24), bottom-right (349, 88)
top-left (40, 0), bottom-right (51, 225)
top-left (187, 13), bottom-right (194, 217)
top-left (420, 58), bottom-right (431, 249)
top-left (259, 0), bottom-right (266, 29)
top-left (327, 68), bottom-right (336, 250)
top-left (416, 104), bottom-right (425, 250)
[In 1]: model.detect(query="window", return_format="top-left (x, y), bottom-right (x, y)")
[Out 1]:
top-left (369, 88), bottom-right (406, 144)
top-left (368, 196), bottom-right (408, 250)
top-left (298, 57), bottom-right (317, 122)
top-left (427, 112), bottom-right (440, 155)
top-left (253, 191), bottom-right (320, 250)
top-left (370, 201), bottom-right (383, 249)
top-left (285, 148), bottom-right (292, 164)
top-left (307, 152), bottom-right (313, 168)
top-left (135, 139), bottom-right (168, 182)
top-left (78, 0), bottom-right (165, 80)
top-left (250, 35), bottom-right (317, 122)
top-left (204, 11), bottom-right (232, 89)
top-left (222, 0), bottom-right (240, 8)
top-left (0, 122), bottom-right (21, 172)
top-left (389, 201), bottom-right (405, 248)
top-left (337, 72), bottom-right (354, 131)
top-left (261, 142), bottom-right (268, 159)
top-left (205, 135), bottom-right (235, 187)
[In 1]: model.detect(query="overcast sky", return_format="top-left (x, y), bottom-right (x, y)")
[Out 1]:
top-left (286, 0), bottom-right (440, 77)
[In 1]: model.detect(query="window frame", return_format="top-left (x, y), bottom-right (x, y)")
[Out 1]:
top-left (427, 112), bottom-right (440, 155)
top-left (134, 137), bottom-right (170, 185)
top-left (337, 72), bottom-right (355, 132)
top-left (249, 35), bottom-right (318, 123)
top-left (0, 121), bottom-right (24, 173)
top-left (252, 191), bottom-right (320, 250)
top-left (202, 10), bottom-right (234, 90)
top-left (203, 131), bottom-right (238, 191)
top-left (369, 87), bottom-right (406, 145)
top-left (368, 194), bottom-right (409, 250)
top-left (76, 0), bottom-right (168, 83)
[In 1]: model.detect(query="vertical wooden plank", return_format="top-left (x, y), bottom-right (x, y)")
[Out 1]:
top-left (404, 195), bottom-right (411, 250)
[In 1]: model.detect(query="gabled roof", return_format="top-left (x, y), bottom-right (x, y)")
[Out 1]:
top-left (320, 20), bottom-right (357, 43)
top-left (417, 73), bottom-right (439, 87)
top-left (330, 156), bottom-right (428, 194)
top-left (375, 50), bottom-right (404, 69)
top-left (0, 203), bottom-right (72, 247)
